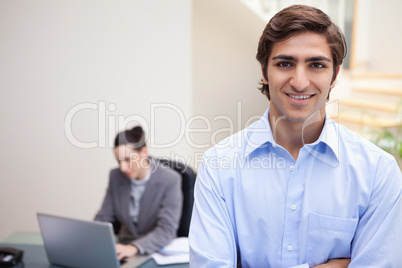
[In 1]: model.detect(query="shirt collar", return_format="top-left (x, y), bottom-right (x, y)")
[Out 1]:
top-left (244, 109), bottom-right (340, 166)
top-left (304, 115), bottom-right (340, 167)
top-left (244, 109), bottom-right (275, 157)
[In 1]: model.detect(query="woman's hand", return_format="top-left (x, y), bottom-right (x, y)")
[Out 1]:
top-left (115, 243), bottom-right (139, 260)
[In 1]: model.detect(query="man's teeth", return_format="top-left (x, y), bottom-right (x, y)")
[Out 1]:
top-left (289, 94), bottom-right (312, 100)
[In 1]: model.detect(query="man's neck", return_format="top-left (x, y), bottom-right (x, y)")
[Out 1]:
top-left (269, 111), bottom-right (325, 161)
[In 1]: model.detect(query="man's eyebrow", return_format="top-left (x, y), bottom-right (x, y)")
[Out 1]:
top-left (271, 55), bottom-right (296, 61)
top-left (271, 54), bottom-right (332, 63)
top-left (306, 56), bottom-right (332, 63)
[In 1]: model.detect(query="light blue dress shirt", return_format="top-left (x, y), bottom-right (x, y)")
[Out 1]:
top-left (189, 109), bottom-right (402, 267)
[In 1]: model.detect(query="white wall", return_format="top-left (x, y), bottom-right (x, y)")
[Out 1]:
top-left (366, 0), bottom-right (402, 72)
top-left (191, 0), bottom-right (269, 168)
top-left (353, 0), bottom-right (402, 72)
top-left (0, 0), bottom-right (191, 241)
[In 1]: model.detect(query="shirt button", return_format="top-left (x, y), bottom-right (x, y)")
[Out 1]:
top-left (290, 204), bottom-right (297, 211)
top-left (287, 245), bottom-right (294, 251)
top-left (289, 165), bottom-right (295, 171)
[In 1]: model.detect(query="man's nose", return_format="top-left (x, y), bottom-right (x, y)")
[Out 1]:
top-left (289, 67), bottom-right (310, 91)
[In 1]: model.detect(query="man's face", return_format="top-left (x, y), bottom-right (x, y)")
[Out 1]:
top-left (263, 31), bottom-right (338, 125)
top-left (114, 145), bottom-right (148, 180)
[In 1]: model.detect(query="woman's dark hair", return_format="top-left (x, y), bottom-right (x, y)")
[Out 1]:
top-left (256, 5), bottom-right (347, 100)
top-left (114, 126), bottom-right (146, 151)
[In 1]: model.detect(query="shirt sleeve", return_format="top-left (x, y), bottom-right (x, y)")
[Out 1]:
top-left (189, 153), bottom-right (238, 267)
top-left (349, 156), bottom-right (402, 267)
top-left (94, 171), bottom-right (117, 223)
top-left (131, 242), bottom-right (145, 255)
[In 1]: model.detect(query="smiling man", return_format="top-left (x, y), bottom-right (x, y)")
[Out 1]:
top-left (189, 5), bottom-right (402, 268)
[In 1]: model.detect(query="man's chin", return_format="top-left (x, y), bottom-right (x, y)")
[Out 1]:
top-left (288, 110), bottom-right (324, 125)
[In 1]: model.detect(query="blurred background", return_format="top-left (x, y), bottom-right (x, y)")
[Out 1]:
top-left (0, 0), bottom-right (401, 241)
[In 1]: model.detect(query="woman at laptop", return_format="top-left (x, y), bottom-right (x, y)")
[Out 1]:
top-left (95, 126), bottom-right (183, 260)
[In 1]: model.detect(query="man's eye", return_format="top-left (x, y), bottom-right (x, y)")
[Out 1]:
top-left (278, 62), bottom-right (292, 67)
top-left (311, 62), bottom-right (325, 68)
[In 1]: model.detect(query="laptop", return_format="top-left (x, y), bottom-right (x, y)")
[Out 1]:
top-left (37, 213), bottom-right (120, 268)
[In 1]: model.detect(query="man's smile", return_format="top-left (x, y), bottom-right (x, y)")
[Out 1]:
top-left (285, 93), bottom-right (315, 100)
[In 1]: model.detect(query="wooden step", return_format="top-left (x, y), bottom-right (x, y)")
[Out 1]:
top-left (338, 99), bottom-right (399, 113)
top-left (352, 73), bottom-right (402, 79)
top-left (352, 87), bottom-right (402, 97)
top-left (334, 112), bottom-right (402, 128)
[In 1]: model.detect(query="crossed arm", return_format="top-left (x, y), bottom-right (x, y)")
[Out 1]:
top-left (313, 258), bottom-right (350, 268)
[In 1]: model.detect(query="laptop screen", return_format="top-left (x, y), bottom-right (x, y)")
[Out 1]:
top-left (37, 213), bottom-right (120, 268)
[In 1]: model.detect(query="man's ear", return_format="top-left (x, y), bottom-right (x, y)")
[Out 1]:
top-left (330, 66), bottom-right (340, 89)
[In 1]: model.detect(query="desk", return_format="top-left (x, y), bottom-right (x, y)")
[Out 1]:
top-left (1, 233), bottom-right (189, 268)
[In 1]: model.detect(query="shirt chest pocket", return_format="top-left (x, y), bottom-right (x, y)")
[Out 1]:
top-left (307, 213), bottom-right (358, 266)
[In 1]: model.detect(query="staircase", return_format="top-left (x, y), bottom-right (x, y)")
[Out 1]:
top-left (328, 73), bottom-right (402, 169)
top-left (330, 73), bottom-right (402, 138)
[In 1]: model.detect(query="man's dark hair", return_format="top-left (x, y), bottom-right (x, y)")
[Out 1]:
top-left (114, 126), bottom-right (146, 151)
top-left (256, 5), bottom-right (347, 100)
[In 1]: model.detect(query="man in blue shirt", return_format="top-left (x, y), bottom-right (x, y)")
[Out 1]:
top-left (189, 5), bottom-right (402, 268)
